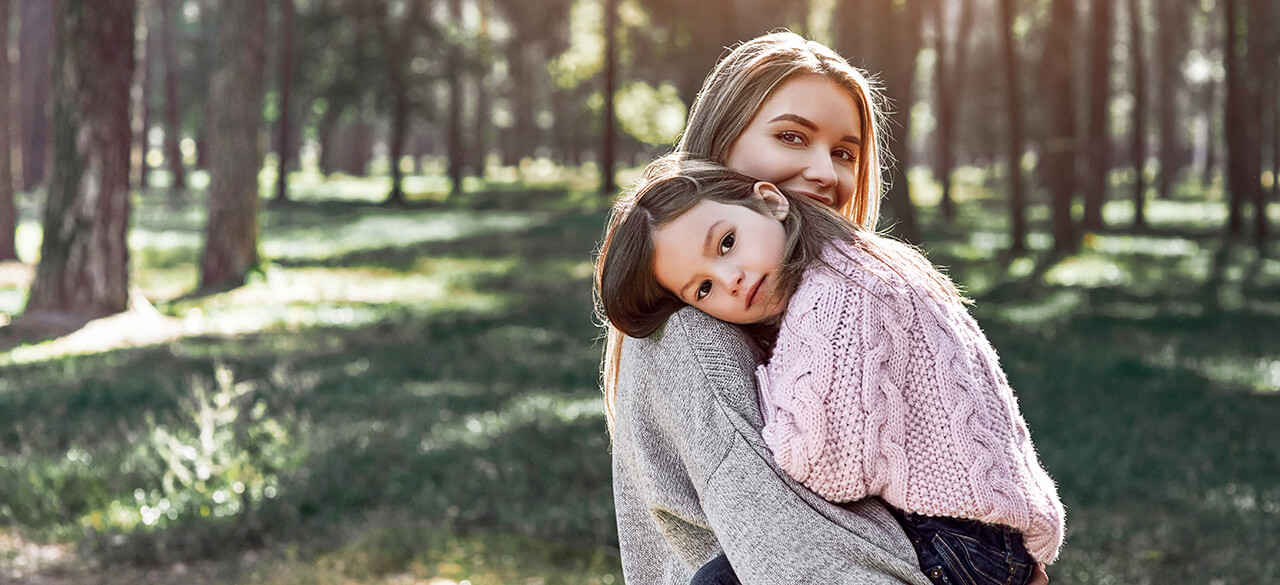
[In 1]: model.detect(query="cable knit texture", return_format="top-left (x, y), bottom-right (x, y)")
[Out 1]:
top-left (757, 242), bottom-right (1066, 564)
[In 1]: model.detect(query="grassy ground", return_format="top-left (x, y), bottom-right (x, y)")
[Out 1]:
top-left (1, 165), bottom-right (1277, 584)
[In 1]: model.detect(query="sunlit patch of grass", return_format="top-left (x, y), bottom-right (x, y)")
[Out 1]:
top-left (421, 389), bottom-right (604, 452)
top-left (1185, 356), bottom-right (1280, 393)
top-left (263, 211), bottom-right (549, 262)
top-left (1043, 255), bottom-right (1128, 288)
top-left (981, 288), bottom-right (1084, 327)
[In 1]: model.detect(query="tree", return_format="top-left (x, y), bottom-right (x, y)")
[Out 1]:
top-left (1082, 0), bottom-right (1114, 231)
top-left (200, 0), bottom-right (266, 291)
top-left (1040, 0), bottom-right (1078, 253)
top-left (931, 0), bottom-right (974, 223)
top-left (999, 0), bottom-right (1028, 253)
top-left (18, 0), bottom-right (52, 192)
top-left (1223, 0), bottom-right (1267, 240)
top-left (1154, 0), bottom-right (1188, 200)
top-left (1128, 0), bottom-right (1148, 228)
top-left (847, 0), bottom-right (926, 243)
top-left (25, 0), bottom-right (136, 319)
top-left (160, 0), bottom-right (185, 189)
top-left (600, 0), bottom-right (618, 195)
top-left (445, 0), bottom-right (465, 196)
top-left (0, 0), bottom-right (16, 262)
top-left (272, 0), bottom-right (295, 205)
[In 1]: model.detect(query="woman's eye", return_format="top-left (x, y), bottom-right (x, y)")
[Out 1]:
top-left (777, 131), bottom-right (805, 146)
top-left (834, 147), bottom-right (857, 163)
top-left (696, 280), bottom-right (712, 300)
top-left (719, 232), bottom-right (735, 255)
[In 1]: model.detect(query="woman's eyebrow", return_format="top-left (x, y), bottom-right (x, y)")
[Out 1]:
top-left (768, 113), bottom-right (861, 146)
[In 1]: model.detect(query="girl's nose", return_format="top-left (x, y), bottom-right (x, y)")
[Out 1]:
top-left (717, 266), bottom-right (745, 295)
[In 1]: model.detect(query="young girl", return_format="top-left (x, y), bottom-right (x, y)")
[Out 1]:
top-left (597, 155), bottom-right (1065, 585)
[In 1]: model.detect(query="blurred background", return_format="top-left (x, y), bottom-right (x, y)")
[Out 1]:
top-left (0, 0), bottom-right (1277, 583)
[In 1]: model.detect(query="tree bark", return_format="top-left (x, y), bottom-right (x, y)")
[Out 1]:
top-left (317, 105), bottom-right (339, 176)
top-left (1128, 0), bottom-right (1147, 228)
top-left (131, 0), bottom-right (152, 190)
top-left (1082, 0), bottom-right (1113, 231)
top-left (1245, 0), bottom-right (1267, 240)
top-left (472, 0), bottom-right (492, 176)
top-left (1223, 0), bottom-right (1260, 237)
top-left (25, 0), bottom-right (135, 319)
top-left (200, 0), bottom-right (266, 291)
top-left (0, 0), bottom-right (17, 261)
top-left (160, 0), bottom-right (184, 189)
top-left (272, 0), bottom-right (294, 204)
top-left (600, 0), bottom-right (618, 195)
top-left (446, 0), bottom-right (465, 195)
top-left (18, 0), bottom-right (52, 192)
top-left (999, 0), bottom-right (1027, 253)
top-left (1154, 0), bottom-right (1187, 200)
top-left (862, 0), bottom-right (924, 243)
top-left (1041, 0), bottom-right (1078, 253)
top-left (932, 0), bottom-right (973, 223)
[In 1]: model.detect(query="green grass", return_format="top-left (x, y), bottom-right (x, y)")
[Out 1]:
top-left (1, 167), bottom-right (1277, 584)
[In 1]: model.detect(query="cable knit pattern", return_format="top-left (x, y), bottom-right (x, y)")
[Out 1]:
top-left (756, 242), bottom-right (1066, 564)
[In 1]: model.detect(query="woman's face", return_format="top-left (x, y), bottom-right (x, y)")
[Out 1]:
top-left (724, 74), bottom-right (863, 210)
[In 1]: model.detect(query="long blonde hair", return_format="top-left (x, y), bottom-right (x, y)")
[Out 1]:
top-left (600, 31), bottom-right (890, 433)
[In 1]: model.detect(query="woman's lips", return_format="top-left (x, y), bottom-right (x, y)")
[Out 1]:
top-left (796, 190), bottom-right (834, 206)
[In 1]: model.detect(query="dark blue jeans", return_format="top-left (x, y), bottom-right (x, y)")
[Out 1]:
top-left (891, 509), bottom-right (1035, 585)
top-left (689, 513), bottom-right (1033, 585)
top-left (690, 553), bottom-right (742, 585)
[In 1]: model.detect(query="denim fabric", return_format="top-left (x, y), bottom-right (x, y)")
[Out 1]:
top-left (690, 553), bottom-right (743, 585)
top-left (892, 510), bottom-right (1034, 585)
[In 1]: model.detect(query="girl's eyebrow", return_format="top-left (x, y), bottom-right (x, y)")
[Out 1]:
top-left (679, 220), bottom-right (725, 300)
top-left (767, 113), bottom-right (862, 146)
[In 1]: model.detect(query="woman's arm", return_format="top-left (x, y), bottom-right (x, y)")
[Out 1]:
top-left (612, 306), bottom-right (928, 585)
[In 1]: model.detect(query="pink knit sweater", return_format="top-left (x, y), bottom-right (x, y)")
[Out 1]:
top-left (756, 242), bottom-right (1065, 564)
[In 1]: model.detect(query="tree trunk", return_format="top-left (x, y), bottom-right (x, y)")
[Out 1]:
top-left (1041, 0), bottom-right (1078, 253)
top-left (472, 0), bottom-right (492, 176)
top-left (160, 0), bottom-right (184, 189)
top-left (200, 0), bottom-right (266, 291)
top-left (446, 0), bottom-right (465, 195)
top-left (864, 0), bottom-right (924, 243)
top-left (0, 0), bottom-right (17, 261)
top-left (272, 0), bottom-right (294, 205)
top-left (999, 0), bottom-right (1028, 253)
top-left (131, 0), bottom-right (152, 190)
top-left (317, 105), bottom-right (338, 176)
top-left (1223, 0), bottom-right (1258, 237)
top-left (600, 0), bottom-right (617, 195)
top-left (1245, 0), bottom-right (1267, 240)
top-left (1129, 0), bottom-right (1148, 228)
top-left (932, 0), bottom-right (973, 223)
top-left (1154, 0), bottom-right (1187, 200)
top-left (385, 86), bottom-right (409, 206)
top-left (1082, 0), bottom-right (1113, 231)
top-left (25, 0), bottom-right (135, 319)
top-left (18, 0), bottom-right (52, 192)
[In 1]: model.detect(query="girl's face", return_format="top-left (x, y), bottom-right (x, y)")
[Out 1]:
top-left (724, 74), bottom-right (863, 210)
top-left (650, 183), bottom-right (791, 325)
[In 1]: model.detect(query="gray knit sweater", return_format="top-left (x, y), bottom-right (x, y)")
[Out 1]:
top-left (612, 306), bottom-right (931, 585)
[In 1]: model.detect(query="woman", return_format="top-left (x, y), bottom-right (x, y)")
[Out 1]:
top-left (600, 31), bottom-right (1050, 585)
top-left (602, 32), bottom-right (927, 585)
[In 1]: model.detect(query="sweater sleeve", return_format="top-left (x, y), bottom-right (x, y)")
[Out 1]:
top-left (613, 306), bottom-right (930, 585)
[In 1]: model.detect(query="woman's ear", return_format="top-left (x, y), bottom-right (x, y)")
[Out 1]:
top-left (752, 182), bottom-right (790, 220)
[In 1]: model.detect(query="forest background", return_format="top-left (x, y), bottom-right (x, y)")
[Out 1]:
top-left (0, 0), bottom-right (1278, 584)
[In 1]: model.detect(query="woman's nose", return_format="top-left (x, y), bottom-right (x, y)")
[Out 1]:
top-left (802, 150), bottom-right (838, 187)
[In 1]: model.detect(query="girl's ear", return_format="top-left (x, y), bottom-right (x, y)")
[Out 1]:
top-left (752, 182), bottom-right (789, 220)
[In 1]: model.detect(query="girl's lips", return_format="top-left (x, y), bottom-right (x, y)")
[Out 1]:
top-left (746, 276), bottom-right (765, 310)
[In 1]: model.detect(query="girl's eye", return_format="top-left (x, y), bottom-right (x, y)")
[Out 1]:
top-left (834, 147), bottom-right (857, 163)
top-left (777, 131), bottom-right (805, 146)
top-left (696, 280), bottom-right (712, 300)
top-left (719, 232), bottom-right (735, 255)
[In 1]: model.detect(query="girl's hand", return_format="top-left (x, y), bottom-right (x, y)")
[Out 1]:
top-left (1028, 563), bottom-right (1049, 585)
